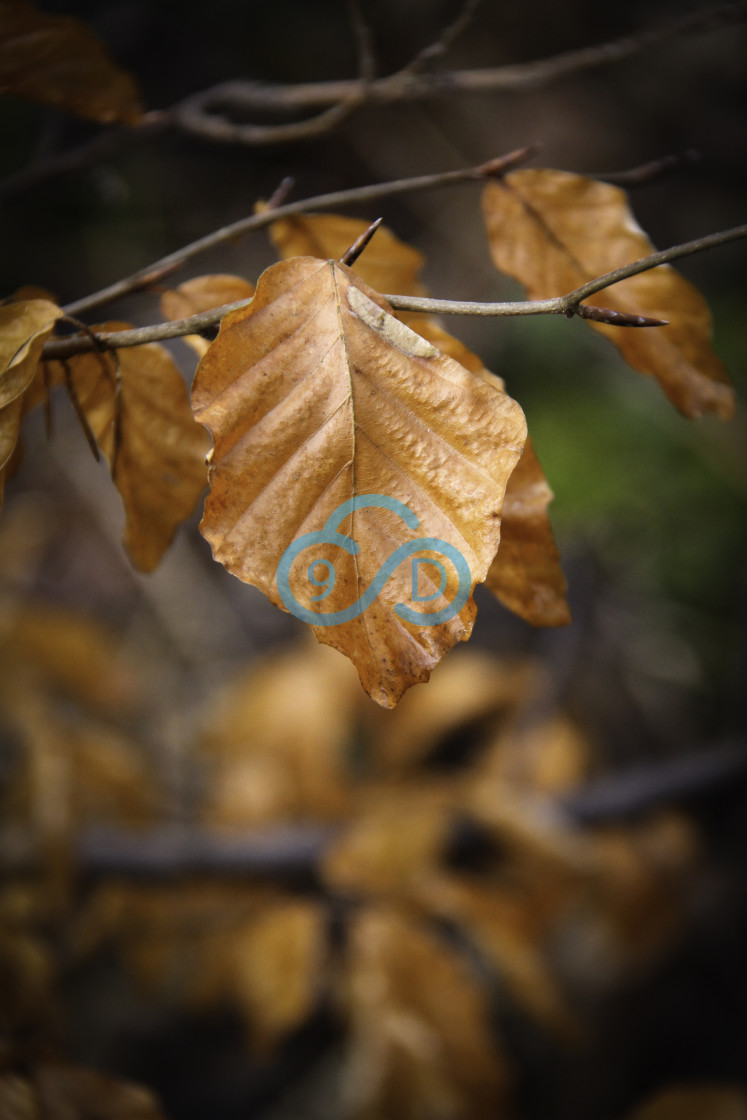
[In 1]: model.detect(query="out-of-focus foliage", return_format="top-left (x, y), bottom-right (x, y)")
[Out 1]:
top-left (0, 0), bottom-right (142, 124)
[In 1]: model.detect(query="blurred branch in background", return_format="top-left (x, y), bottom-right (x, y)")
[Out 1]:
top-left (1, 3), bottom-right (745, 202)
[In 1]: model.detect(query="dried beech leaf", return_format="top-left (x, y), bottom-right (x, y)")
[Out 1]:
top-left (0, 396), bottom-right (22, 472)
top-left (0, 0), bottom-right (143, 124)
top-left (0, 299), bottom-right (62, 410)
top-left (269, 212), bottom-right (427, 297)
top-left (485, 437), bottom-right (570, 626)
top-left (0, 299), bottom-right (62, 504)
top-left (269, 215), bottom-right (568, 628)
top-left (2, 602), bottom-right (136, 711)
top-left (322, 789), bottom-right (452, 895)
top-left (160, 274), bottom-right (255, 358)
top-left (418, 875), bottom-right (578, 1037)
top-left (49, 329), bottom-right (210, 571)
top-left (192, 258), bottom-right (526, 707)
top-left (200, 640), bottom-right (360, 827)
top-left (479, 713), bottom-right (591, 795)
top-left (228, 899), bottom-right (326, 1054)
top-left (343, 907), bottom-right (510, 1120)
top-left (483, 170), bottom-right (734, 419)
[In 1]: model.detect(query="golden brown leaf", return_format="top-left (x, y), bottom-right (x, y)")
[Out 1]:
top-left (268, 215), bottom-right (568, 628)
top-left (0, 299), bottom-right (62, 507)
top-left (200, 639), bottom-right (360, 827)
top-left (342, 906), bottom-right (511, 1120)
top-left (478, 713), bottom-right (591, 795)
top-left (192, 257), bottom-right (526, 707)
top-left (0, 396), bottom-right (22, 473)
top-left (626, 1086), bottom-right (747, 1120)
top-left (160, 274), bottom-right (255, 357)
top-left (322, 788), bottom-right (452, 896)
top-left (483, 170), bottom-right (734, 419)
top-left (0, 0), bottom-right (142, 124)
top-left (0, 299), bottom-right (62, 412)
top-left (2, 602), bottom-right (136, 711)
top-left (49, 330), bottom-right (210, 571)
top-left (417, 875), bottom-right (577, 1037)
top-left (485, 437), bottom-right (570, 625)
top-left (227, 899), bottom-right (326, 1054)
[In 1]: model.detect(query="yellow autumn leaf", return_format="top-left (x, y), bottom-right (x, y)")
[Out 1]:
top-left (227, 899), bottom-right (326, 1054)
top-left (0, 298), bottom-right (62, 509)
top-left (342, 906), bottom-right (511, 1120)
top-left (417, 875), bottom-right (578, 1037)
top-left (0, 0), bottom-right (143, 124)
top-left (0, 396), bottom-right (22, 473)
top-left (483, 170), bottom-right (734, 419)
top-left (200, 640), bottom-right (360, 827)
top-left (0, 299), bottom-right (62, 412)
top-left (192, 257), bottom-right (526, 707)
top-left (49, 329), bottom-right (211, 571)
top-left (322, 788), bottom-right (453, 896)
top-left (160, 273), bottom-right (256, 357)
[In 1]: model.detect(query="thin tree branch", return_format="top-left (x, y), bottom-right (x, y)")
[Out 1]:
top-left (61, 147), bottom-right (538, 317)
top-left (41, 219), bottom-right (747, 361)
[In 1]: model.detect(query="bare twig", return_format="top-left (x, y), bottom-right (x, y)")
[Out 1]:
top-left (62, 148), bottom-right (537, 317)
top-left (41, 220), bottom-right (747, 361)
top-left (593, 150), bottom-right (701, 187)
